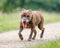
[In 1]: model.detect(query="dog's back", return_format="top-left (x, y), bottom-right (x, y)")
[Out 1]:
top-left (32, 11), bottom-right (44, 26)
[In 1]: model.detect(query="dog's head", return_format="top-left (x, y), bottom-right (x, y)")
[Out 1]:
top-left (20, 9), bottom-right (32, 28)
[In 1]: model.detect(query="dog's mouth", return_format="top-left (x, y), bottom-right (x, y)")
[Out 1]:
top-left (22, 23), bottom-right (27, 28)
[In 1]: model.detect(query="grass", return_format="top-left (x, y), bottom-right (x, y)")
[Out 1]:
top-left (41, 11), bottom-right (60, 24)
top-left (44, 15), bottom-right (60, 24)
top-left (0, 11), bottom-right (60, 32)
top-left (29, 40), bottom-right (60, 48)
top-left (0, 11), bottom-right (19, 32)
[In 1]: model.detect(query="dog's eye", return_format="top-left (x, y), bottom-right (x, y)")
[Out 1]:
top-left (27, 15), bottom-right (29, 17)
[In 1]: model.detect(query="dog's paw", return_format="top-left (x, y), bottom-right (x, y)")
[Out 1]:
top-left (20, 37), bottom-right (23, 40)
top-left (32, 38), bottom-right (35, 40)
top-left (40, 35), bottom-right (43, 38)
top-left (28, 39), bottom-right (31, 41)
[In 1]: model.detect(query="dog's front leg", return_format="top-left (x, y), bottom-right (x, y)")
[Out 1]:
top-left (18, 26), bottom-right (23, 40)
top-left (32, 29), bottom-right (37, 40)
top-left (28, 28), bottom-right (33, 41)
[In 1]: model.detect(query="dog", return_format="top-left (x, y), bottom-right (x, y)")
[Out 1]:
top-left (18, 9), bottom-right (45, 41)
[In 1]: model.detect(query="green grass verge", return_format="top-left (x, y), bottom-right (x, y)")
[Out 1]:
top-left (0, 11), bottom-right (60, 32)
top-left (28, 40), bottom-right (60, 48)
top-left (44, 16), bottom-right (60, 24)
top-left (0, 12), bottom-right (19, 32)
top-left (41, 11), bottom-right (60, 24)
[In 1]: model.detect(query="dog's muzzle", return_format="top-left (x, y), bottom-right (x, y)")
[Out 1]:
top-left (23, 21), bottom-right (26, 24)
top-left (22, 21), bottom-right (27, 28)
top-left (21, 18), bottom-right (28, 28)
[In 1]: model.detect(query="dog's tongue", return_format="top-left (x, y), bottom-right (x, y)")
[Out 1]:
top-left (23, 24), bottom-right (27, 28)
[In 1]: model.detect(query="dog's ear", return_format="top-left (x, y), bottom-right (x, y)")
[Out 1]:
top-left (29, 9), bottom-right (32, 15)
top-left (29, 9), bottom-right (32, 12)
top-left (20, 8), bottom-right (25, 16)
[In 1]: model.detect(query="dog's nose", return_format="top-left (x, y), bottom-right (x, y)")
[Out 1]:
top-left (23, 21), bottom-right (26, 24)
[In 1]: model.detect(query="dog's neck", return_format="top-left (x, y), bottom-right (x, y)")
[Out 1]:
top-left (28, 15), bottom-right (33, 24)
top-left (28, 20), bottom-right (32, 25)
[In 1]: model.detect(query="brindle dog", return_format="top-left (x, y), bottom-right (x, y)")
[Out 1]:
top-left (18, 9), bottom-right (45, 41)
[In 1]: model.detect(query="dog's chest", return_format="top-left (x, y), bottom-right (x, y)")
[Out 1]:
top-left (27, 21), bottom-right (33, 28)
top-left (27, 24), bottom-right (32, 28)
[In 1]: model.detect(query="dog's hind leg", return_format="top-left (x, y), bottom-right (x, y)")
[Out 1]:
top-left (38, 22), bottom-right (45, 38)
top-left (40, 27), bottom-right (45, 38)
top-left (18, 26), bottom-right (23, 40)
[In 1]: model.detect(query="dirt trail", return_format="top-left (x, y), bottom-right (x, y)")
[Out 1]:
top-left (0, 22), bottom-right (60, 48)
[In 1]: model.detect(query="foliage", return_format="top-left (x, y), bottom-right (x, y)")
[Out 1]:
top-left (0, 0), bottom-right (60, 12)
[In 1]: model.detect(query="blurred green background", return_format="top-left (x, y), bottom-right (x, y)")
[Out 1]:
top-left (0, 0), bottom-right (60, 12)
top-left (0, 0), bottom-right (60, 32)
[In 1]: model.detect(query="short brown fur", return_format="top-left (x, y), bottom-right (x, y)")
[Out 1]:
top-left (18, 9), bottom-right (45, 41)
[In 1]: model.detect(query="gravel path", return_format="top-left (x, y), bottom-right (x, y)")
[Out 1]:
top-left (0, 22), bottom-right (60, 48)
